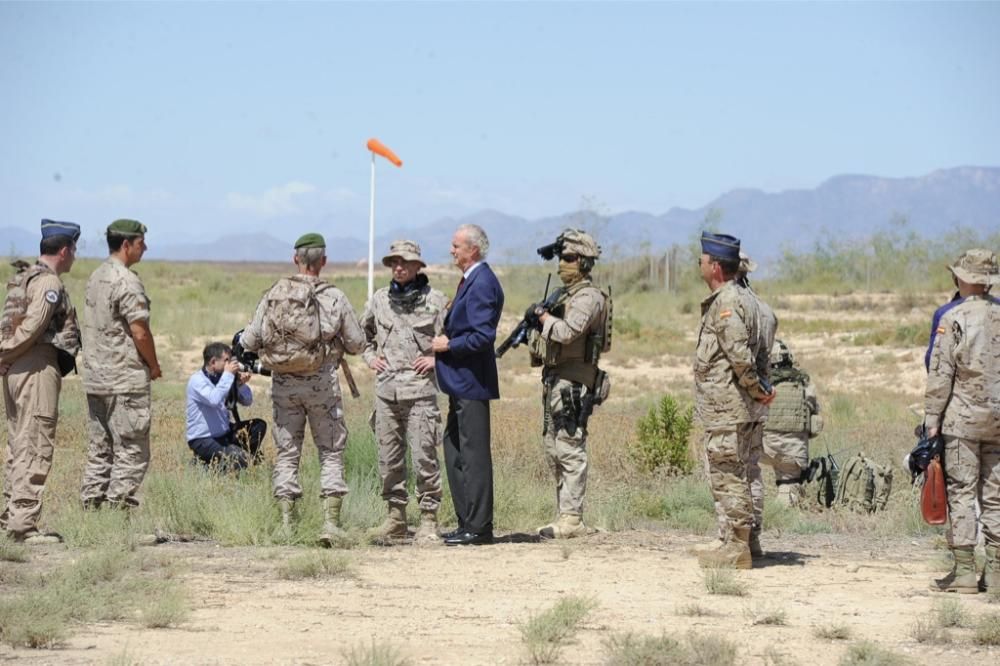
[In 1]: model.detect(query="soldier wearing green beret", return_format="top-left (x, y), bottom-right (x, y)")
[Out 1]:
top-left (241, 232), bottom-right (365, 545)
top-left (80, 219), bottom-right (161, 510)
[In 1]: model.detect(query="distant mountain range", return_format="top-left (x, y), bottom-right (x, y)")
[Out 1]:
top-left (3, 166), bottom-right (998, 264)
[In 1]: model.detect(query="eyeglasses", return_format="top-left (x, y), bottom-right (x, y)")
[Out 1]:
top-left (561, 254), bottom-right (580, 263)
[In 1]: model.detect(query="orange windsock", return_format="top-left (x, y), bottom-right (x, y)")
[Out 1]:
top-left (367, 138), bottom-right (403, 167)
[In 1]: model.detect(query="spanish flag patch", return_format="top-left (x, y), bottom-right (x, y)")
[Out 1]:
top-left (719, 309), bottom-right (732, 319)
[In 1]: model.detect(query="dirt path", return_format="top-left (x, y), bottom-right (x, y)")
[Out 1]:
top-left (3, 531), bottom-right (998, 665)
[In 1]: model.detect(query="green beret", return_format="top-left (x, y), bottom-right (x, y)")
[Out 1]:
top-left (107, 219), bottom-right (147, 237)
top-left (294, 232), bottom-right (326, 249)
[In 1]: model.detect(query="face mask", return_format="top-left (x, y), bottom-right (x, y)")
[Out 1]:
top-left (558, 259), bottom-right (584, 285)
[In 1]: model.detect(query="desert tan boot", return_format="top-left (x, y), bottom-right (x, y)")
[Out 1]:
top-left (278, 499), bottom-right (295, 538)
top-left (979, 544), bottom-right (998, 593)
top-left (749, 530), bottom-right (764, 558)
top-left (931, 546), bottom-right (978, 594)
top-left (697, 528), bottom-right (752, 570)
top-left (538, 514), bottom-right (588, 540)
top-left (319, 496), bottom-right (350, 548)
top-left (367, 504), bottom-right (408, 544)
top-left (413, 510), bottom-right (440, 542)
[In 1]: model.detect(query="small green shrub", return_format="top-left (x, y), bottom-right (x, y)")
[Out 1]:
top-left (0, 537), bottom-right (28, 563)
top-left (602, 631), bottom-right (737, 666)
top-left (277, 551), bottom-right (354, 580)
top-left (908, 617), bottom-right (951, 644)
top-left (632, 393), bottom-right (695, 474)
top-left (973, 613), bottom-right (1000, 646)
top-left (343, 639), bottom-right (411, 666)
top-left (702, 568), bottom-right (749, 597)
top-left (839, 641), bottom-right (910, 666)
top-left (520, 595), bottom-right (598, 664)
top-left (813, 624), bottom-right (852, 640)
top-left (931, 598), bottom-right (969, 628)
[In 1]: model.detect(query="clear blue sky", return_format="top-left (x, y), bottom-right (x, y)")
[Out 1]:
top-left (1, 1), bottom-right (998, 247)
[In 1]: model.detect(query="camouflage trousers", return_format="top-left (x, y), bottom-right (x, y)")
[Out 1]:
top-left (374, 395), bottom-right (442, 511)
top-left (703, 423), bottom-right (754, 541)
top-left (80, 391), bottom-right (152, 508)
top-left (543, 377), bottom-right (589, 516)
top-left (762, 430), bottom-right (810, 506)
top-left (271, 372), bottom-right (348, 500)
top-left (943, 435), bottom-right (1000, 548)
top-left (1, 348), bottom-right (61, 535)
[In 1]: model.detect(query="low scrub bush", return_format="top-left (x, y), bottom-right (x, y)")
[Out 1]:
top-left (632, 393), bottom-right (694, 474)
top-left (519, 595), bottom-right (598, 664)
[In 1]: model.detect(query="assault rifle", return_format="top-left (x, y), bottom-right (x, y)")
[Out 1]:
top-left (496, 275), bottom-right (563, 358)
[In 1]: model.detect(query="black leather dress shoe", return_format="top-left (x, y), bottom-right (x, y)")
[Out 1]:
top-left (441, 527), bottom-right (466, 540)
top-left (444, 531), bottom-right (494, 546)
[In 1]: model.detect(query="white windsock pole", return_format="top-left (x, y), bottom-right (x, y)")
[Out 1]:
top-left (368, 152), bottom-right (376, 300)
top-left (364, 138), bottom-right (403, 301)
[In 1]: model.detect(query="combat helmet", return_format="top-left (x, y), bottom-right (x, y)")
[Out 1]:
top-left (770, 339), bottom-right (794, 368)
top-left (558, 229), bottom-right (600, 273)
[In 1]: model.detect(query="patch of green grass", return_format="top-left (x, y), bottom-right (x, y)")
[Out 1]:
top-left (676, 603), bottom-right (717, 617)
top-left (908, 617), bottom-right (951, 645)
top-left (813, 623), bottom-right (852, 640)
top-left (342, 639), bottom-right (411, 666)
top-left (519, 595), bottom-right (598, 665)
top-left (139, 584), bottom-right (188, 628)
top-left (0, 537), bottom-right (28, 563)
top-left (931, 597), bottom-right (970, 628)
top-left (746, 603), bottom-right (787, 626)
top-left (602, 631), bottom-right (737, 666)
top-left (277, 551), bottom-right (355, 580)
top-left (838, 641), bottom-right (910, 666)
top-left (703, 568), bottom-right (749, 597)
top-left (973, 613), bottom-right (1000, 646)
top-left (0, 547), bottom-right (187, 648)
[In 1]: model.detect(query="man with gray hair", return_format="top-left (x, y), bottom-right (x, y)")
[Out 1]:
top-left (241, 233), bottom-right (364, 546)
top-left (431, 223), bottom-right (504, 546)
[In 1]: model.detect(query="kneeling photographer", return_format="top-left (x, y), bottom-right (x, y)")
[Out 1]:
top-left (185, 342), bottom-right (267, 471)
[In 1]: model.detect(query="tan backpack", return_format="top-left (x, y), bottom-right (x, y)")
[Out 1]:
top-left (258, 276), bottom-right (329, 374)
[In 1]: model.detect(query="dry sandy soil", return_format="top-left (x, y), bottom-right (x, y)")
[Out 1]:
top-left (2, 531), bottom-right (998, 665)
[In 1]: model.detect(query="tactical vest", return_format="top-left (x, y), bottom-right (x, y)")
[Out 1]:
top-left (1, 262), bottom-right (80, 358)
top-left (528, 279), bottom-right (611, 388)
top-left (764, 366), bottom-right (809, 433)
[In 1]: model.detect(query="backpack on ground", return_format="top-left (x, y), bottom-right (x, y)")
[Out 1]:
top-left (258, 276), bottom-right (328, 374)
top-left (835, 452), bottom-right (893, 513)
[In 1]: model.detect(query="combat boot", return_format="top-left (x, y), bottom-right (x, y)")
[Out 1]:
top-left (749, 530), bottom-right (764, 558)
top-left (14, 529), bottom-right (62, 545)
top-left (413, 510), bottom-right (440, 543)
top-left (278, 499), bottom-right (295, 538)
top-left (697, 527), bottom-right (752, 570)
top-left (367, 503), bottom-right (408, 544)
top-left (538, 514), bottom-right (588, 540)
top-left (931, 546), bottom-right (978, 594)
top-left (980, 544), bottom-right (998, 593)
top-left (319, 496), bottom-right (349, 548)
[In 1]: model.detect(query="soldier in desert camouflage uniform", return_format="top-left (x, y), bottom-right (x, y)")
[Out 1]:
top-left (80, 219), bottom-right (161, 509)
top-left (925, 248), bottom-right (1000, 594)
top-left (693, 232), bottom-right (775, 569)
top-left (528, 229), bottom-right (611, 539)
top-left (1, 220), bottom-right (81, 543)
top-left (241, 233), bottom-right (364, 545)
top-left (361, 240), bottom-right (447, 543)
top-left (735, 252), bottom-right (777, 558)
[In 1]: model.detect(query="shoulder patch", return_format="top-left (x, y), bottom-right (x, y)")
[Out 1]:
top-left (719, 309), bottom-right (732, 319)
top-left (44, 290), bottom-right (59, 304)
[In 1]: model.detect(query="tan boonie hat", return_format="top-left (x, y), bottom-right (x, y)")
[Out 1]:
top-left (560, 228), bottom-right (601, 259)
top-left (948, 248), bottom-right (1000, 286)
top-left (382, 239), bottom-right (426, 268)
top-left (738, 250), bottom-right (757, 275)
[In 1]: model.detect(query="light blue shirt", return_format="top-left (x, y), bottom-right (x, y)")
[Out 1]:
top-left (186, 370), bottom-right (253, 441)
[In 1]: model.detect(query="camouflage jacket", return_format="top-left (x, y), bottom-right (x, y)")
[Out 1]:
top-left (0, 261), bottom-right (80, 365)
top-left (736, 283), bottom-right (778, 423)
top-left (361, 281), bottom-right (447, 400)
top-left (529, 279), bottom-right (608, 387)
top-left (694, 281), bottom-right (772, 427)
top-left (242, 274), bottom-right (365, 375)
top-left (925, 295), bottom-right (1000, 440)
top-left (82, 257), bottom-right (151, 394)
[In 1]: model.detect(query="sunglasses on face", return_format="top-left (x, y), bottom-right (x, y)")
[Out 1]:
top-left (561, 254), bottom-right (580, 263)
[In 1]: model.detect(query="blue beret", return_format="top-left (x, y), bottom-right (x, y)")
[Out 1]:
top-left (41, 219), bottom-right (81, 241)
top-left (700, 232), bottom-right (741, 261)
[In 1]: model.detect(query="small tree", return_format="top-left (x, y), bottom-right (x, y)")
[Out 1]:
top-left (631, 394), bottom-right (695, 474)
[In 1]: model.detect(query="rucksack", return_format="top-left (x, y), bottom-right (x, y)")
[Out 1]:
top-left (835, 452), bottom-right (893, 513)
top-left (258, 276), bottom-right (329, 374)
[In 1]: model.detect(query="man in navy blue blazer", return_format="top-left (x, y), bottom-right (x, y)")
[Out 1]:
top-left (431, 224), bottom-right (505, 545)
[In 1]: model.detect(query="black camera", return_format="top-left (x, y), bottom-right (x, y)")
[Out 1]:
top-left (232, 330), bottom-right (271, 376)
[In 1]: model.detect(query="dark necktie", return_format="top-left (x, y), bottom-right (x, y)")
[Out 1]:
top-left (456, 276), bottom-right (465, 296)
